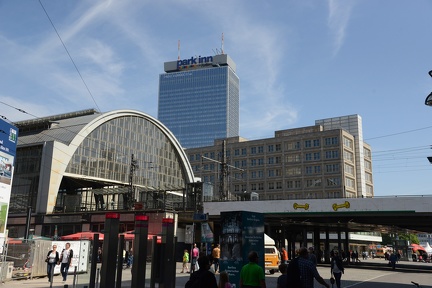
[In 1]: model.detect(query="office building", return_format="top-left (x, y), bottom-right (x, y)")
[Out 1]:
top-left (158, 54), bottom-right (239, 148)
top-left (186, 114), bottom-right (373, 200)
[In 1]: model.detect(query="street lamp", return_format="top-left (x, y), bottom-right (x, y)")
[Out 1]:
top-left (426, 70), bottom-right (432, 106)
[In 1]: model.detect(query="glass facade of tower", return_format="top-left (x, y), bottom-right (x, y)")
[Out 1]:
top-left (158, 66), bottom-right (239, 148)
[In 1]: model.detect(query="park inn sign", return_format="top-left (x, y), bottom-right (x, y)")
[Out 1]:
top-left (177, 55), bottom-right (213, 69)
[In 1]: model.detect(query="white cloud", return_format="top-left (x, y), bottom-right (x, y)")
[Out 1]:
top-left (327, 0), bottom-right (355, 56)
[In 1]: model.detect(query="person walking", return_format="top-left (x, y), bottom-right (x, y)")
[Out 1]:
top-left (212, 244), bottom-right (221, 273)
top-left (239, 251), bottom-right (266, 288)
top-left (191, 243), bottom-right (200, 273)
top-left (281, 247), bottom-right (288, 264)
top-left (46, 244), bottom-right (59, 283)
top-left (182, 249), bottom-right (190, 273)
top-left (59, 242), bottom-right (73, 282)
top-left (330, 250), bottom-right (344, 288)
top-left (186, 255), bottom-right (218, 288)
top-left (308, 247), bottom-right (317, 266)
top-left (389, 252), bottom-right (398, 270)
top-left (297, 247), bottom-right (330, 288)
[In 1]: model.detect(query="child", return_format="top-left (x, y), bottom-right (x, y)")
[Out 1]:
top-left (218, 271), bottom-right (232, 288)
top-left (277, 263), bottom-right (288, 288)
top-left (181, 249), bottom-right (190, 273)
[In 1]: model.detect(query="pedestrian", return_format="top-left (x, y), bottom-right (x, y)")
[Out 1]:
top-left (212, 244), bottom-right (221, 273)
top-left (276, 263), bottom-right (287, 288)
top-left (239, 251), bottom-right (266, 288)
top-left (182, 249), bottom-right (190, 273)
top-left (46, 244), bottom-right (60, 283)
top-left (97, 247), bottom-right (102, 263)
top-left (218, 271), bottom-right (232, 288)
top-left (308, 247), bottom-right (317, 266)
top-left (186, 255), bottom-right (218, 288)
top-left (297, 247), bottom-right (330, 288)
top-left (59, 242), bottom-right (73, 282)
top-left (191, 243), bottom-right (200, 273)
top-left (281, 247), bottom-right (288, 264)
top-left (389, 252), bottom-right (397, 270)
top-left (330, 250), bottom-right (344, 288)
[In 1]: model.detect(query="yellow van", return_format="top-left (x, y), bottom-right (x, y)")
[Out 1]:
top-left (264, 246), bottom-right (281, 274)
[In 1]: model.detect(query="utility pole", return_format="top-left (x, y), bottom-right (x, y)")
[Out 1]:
top-left (201, 140), bottom-right (244, 201)
top-left (125, 154), bottom-right (139, 210)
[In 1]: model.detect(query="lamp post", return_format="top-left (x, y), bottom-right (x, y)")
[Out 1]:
top-left (426, 70), bottom-right (432, 106)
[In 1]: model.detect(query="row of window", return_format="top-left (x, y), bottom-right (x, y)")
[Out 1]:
top-left (198, 163), bottom-right (344, 178)
top-left (189, 137), bottom-right (344, 161)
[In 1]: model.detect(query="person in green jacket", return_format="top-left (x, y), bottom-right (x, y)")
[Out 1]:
top-left (182, 249), bottom-right (190, 273)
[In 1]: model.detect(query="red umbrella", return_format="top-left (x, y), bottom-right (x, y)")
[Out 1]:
top-left (61, 232), bottom-right (104, 241)
top-left (410, 243), bottom-right (426, 253)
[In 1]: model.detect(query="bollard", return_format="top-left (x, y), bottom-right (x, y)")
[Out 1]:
top-left (72, 266), bottom-right (77, 288)
top-left (96, 268), bottom-right (100, 288)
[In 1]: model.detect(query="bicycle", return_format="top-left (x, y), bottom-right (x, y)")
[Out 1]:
top-left (411, 281), bottom-right (423, 288)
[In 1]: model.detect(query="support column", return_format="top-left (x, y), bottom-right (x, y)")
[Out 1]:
top-left (100, 212), bottom-right (120, 288)
top-left (313, 228), bottom-right (320, 263)
top-left (325, 228), bottom-right (330, 263)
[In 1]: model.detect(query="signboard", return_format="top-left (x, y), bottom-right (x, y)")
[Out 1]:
top-left (0, 119), bottom-right (18, 252)
top-left (219, 211), bottom-right (264, 288)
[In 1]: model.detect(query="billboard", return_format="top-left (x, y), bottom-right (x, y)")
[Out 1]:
top-left (0, 119), bottom-right (18, 251)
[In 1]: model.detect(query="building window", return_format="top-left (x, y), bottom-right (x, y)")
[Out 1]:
top-left (241, 160), bottom-right (247, 167)
top-left (268, 170), bottom-right (275, 177)
top-left (241, 148), bottom-right (247, 156)
top-left (326, 164), bottom-right (340, 173)
top-left (313, 139), bottom-right (320, 147)
top-left (251, 183), bottom-right (257, 191)
top-left (190, 155), bottom-right (195, 161)
top-left (251, 159), bottom-right (257, 166)
top-left (314, 165), bottom-right (321, 173)
top-left (313, 152), bottom-right (320, 160)
top-left (305, 166), bottom-right (313, 174)
top-left (326, 177), bottom-right (341, 186)
top-left (258, 170), bottom-right (264, 178)
top-left (275, 144), bottom-right (281, 151)
top-left (268, 157), bottom-right (274, 164)
top-left (295, 180), bottom-right (302, 188)
top-left (325, 137), bottom-right (339, 146)
top-left (344, 150), bottom-right (354, 162)
top-left (251, 147), bottom-right (257, 154)
top-left (258, 158), bottom-right (264, 165)
top-left (287, 181), bottom-right (293, 189)
top-left (268, 145), bottom-right (274, 152)
top-left (286, 154), bottom-right (301, 162)
top-left (251, 171), bottom-right (257, 178)
top-left (276, 156), bottom-right (281, 164)
top-left (364, 147), bottom-right (371, 158)
top-left (268, 182), bottom-right (275, 190)
top-left (234, 149), bottom-right (240, 156)
top-left (286, 142), bottom-right (300, 150)
top-left (325, 150), bottom-right (339, 159)
top-left (344, 164), bottom-right (353, 175)
top-left (345, 177), bottom-right (355, 188)
top-left (286, 167), bottom-right (302, 175)
top-left (258, 146), bottom-right (264, 153)
top-left (305, 153), bottom-right (312, 161)
top-left (343, 137), bottom-right (353, 149)
top-left (305, 140), bottom-right (312, 148)
top-left (276, 182), bottom-right (282, 189)
top-left (258, 183), bottom-right (264, 190)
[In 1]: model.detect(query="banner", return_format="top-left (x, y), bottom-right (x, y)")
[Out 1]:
top-left (0, 119), bottom-right (18, 252)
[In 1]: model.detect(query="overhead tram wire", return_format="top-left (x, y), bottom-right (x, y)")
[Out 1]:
top-left (38, 0), bottom-right (101, 113)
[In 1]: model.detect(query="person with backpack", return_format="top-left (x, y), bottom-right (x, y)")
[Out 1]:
top-left (290, 247), bottom-right (330, 288)
top-left (185, 255), bottom-right (218, 288)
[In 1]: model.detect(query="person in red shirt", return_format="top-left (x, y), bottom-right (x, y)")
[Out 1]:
top-left (191, 243), bottom-right (200, 273)
top-left (281, 247), bottom-right (288, 264)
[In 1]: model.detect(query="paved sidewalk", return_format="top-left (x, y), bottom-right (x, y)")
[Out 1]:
top-left (2, 258), bottom-right (432, 288)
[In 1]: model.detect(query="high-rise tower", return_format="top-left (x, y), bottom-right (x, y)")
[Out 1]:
top-left (158, 54), bottom-right (239, 148)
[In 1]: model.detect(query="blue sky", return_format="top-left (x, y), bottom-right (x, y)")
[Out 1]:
top-left (1, 0), bottom-right (431, 197)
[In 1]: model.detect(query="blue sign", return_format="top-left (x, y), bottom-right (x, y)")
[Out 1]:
top-left (0, 121), bottom-right (18, 155)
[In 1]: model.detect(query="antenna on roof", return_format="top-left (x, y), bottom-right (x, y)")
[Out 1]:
top-left (178, 40), bottom-right (181, 60)
top-left (221, 32), bottom-right (224, 54)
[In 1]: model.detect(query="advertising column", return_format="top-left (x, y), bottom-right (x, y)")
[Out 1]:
top-left (0, 119), bottom-right (18, 251)
top-left (219, 211), bottom-right (264, 288)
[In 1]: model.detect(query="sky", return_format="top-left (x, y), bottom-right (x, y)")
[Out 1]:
top-left (0, 0), bottom-right (431, 197)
